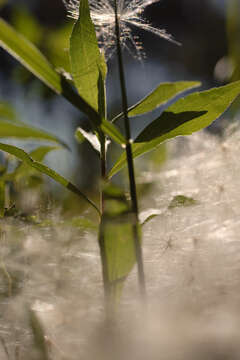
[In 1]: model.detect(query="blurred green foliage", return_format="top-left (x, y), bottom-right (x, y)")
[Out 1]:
top-left (12, 6), bottom-right (43, 45)
top-left (227, 0), bottom-right (240, 82)
top-left (9, 5), bottom-right (72, 83)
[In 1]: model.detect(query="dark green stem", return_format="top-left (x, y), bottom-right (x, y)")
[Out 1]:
top-left (100, 134), bottom-right (106, 214)
top-left (99, 132), bottom-right (112, 309)
top-left (113, 0), bottom-right (146, 298)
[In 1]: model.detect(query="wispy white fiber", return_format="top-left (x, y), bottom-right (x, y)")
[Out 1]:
top-left (63, 0), bottom-right (180, 58)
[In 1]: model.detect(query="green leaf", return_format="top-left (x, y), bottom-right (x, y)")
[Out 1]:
top-left (70, 0), bottom-right (106, 114)
top-left (0, 18), bottom-right (60, 93)
top-left (0, 119), bottom-right (69, 148)
top-left (109, 81), bottom-right (240, 178)
top-left (0, 143), bottom-right (100, 214)
top-left (0, 18), bottom-right (97, 121)
top-left (99, 184), bottom-right (137, 304)
top-left (98, 54), bottom-right (107, 120)
top-left (112, 81), bottom-right (201, 122)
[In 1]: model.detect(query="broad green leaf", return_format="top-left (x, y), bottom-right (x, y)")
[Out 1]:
top-left (109, 81), bottom-right (240, 178)
top-left (99, 184), bottom-right (137, 303)
top-left (112, 81), bottom-right (201, 121)
top-left (0, 18), bottom-right (97, 121)
top-left (0, 180), bottom-right (5, 218)
top-left (70, 0), bottom-right (106, 113)
top-left (0, 119), bottom-right (68, 148)
top-left (0, 102), bottom-right (16, 121)
top-left (0, 143), bottom-right (100, 214)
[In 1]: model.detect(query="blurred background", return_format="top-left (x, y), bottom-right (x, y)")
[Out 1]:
top-left (0, 0), bottom-right (238, 194)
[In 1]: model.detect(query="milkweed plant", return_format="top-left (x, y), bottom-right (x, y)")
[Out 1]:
top-left (0, 0), bottom-right (240, 311)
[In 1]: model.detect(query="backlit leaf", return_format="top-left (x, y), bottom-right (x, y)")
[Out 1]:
top-left (112, 81), bottom-right (201, 121)
top-left (70, 0), bottom-right (106, 114)
top-left (0, 119), bottom-right (68, 148)
top-left (109, 81), bottom-right (240, 178)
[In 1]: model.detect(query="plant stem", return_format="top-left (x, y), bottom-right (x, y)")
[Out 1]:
top-left (99, 131), bottom-right (112, 310)
top-left (100, 134), bottom-right (106, 214)
top-left (113, 0), bottom-right (146, 299)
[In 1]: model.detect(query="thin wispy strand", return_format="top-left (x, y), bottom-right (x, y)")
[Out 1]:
top-left (63, 0), bottom-right (180, 59)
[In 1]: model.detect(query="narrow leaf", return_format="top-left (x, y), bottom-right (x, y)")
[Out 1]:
top-left (0, 143), bottom-right (100, 214)
top-left (109, 81), bottom-right (240, 177)
top-left (0, 18), bottom-right (60, 93)
top-left (112, 81), bottom-right (201, 121)
top-left (98, 54), bottom-right (107, 120)
top-left (0, 119), bottom-right (68, 148)
top-left (70, 0), bottom-right (106, 113)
